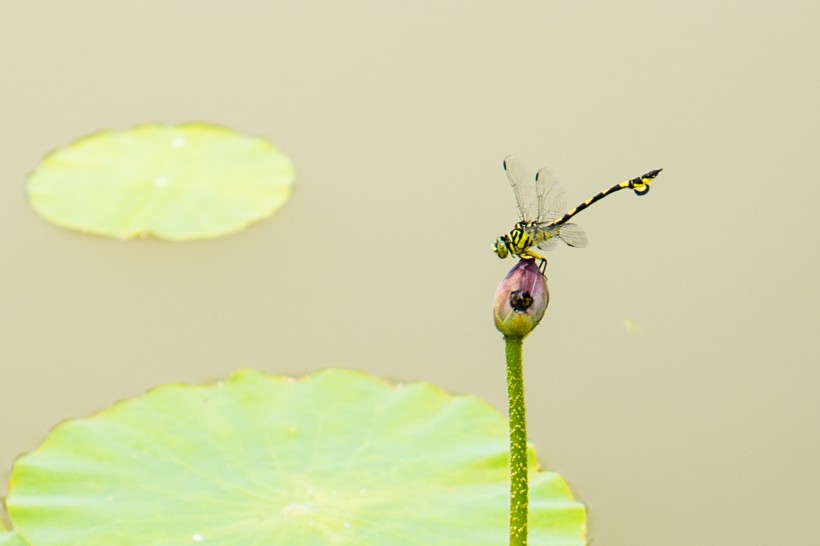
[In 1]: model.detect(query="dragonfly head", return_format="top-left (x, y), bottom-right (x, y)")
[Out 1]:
top-left (494, 235), bottom-right (511, 259)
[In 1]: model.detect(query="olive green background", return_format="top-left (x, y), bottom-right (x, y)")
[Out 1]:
top-left (1, 2), bottom-right (818, 545)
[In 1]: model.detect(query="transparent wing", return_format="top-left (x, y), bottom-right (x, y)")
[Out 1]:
top-left (534, 167), bottom-right (567, 223)
top-left (503, 155), bottom-right (537, 221)
top-left (554, 223), bottom-right (588, 248)
top-left (526, 224), bottom-right (560, 251)
top-left (535, 236), bottom-right (560, 251)
top-left (528, 222), bottom-right (587, 250)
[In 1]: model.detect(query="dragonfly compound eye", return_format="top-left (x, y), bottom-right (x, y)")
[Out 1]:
top-left (494, 237), bottom-right (509, 259)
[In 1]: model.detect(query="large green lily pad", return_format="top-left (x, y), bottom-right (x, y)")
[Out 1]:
top-left (6, 370), bottom-right (586, 545)
top-left (27, 123), bottom-right (294, 240)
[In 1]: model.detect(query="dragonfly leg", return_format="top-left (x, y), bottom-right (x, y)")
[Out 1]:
top-left (523, 249), bottom-right (546, 261)
top-left (522, 249), bottom-right (548, 275)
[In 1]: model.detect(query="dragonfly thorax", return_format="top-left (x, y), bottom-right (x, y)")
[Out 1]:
top-left (495, 223), bottom-right (536, 260)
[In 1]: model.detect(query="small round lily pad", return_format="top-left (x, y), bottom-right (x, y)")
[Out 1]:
top-left (27, 123), bottom-right (294, 240)
top-left (6, 369), bottom-right (585, 545)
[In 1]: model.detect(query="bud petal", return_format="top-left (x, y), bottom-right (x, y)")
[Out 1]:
top-left (493, 259), bottom-right (549, 337)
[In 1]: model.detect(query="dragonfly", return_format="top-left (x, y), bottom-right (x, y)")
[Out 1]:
top-left (493, 155), bottom-right (662, 272)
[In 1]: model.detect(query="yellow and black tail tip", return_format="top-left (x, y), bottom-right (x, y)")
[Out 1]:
top-left (630, 168), bottom-right (663, 196)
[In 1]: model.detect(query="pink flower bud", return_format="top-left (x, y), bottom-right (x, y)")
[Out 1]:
top-left (493, 259), bottom-right (549, 338)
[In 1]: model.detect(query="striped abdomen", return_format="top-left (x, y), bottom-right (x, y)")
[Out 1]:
top-left (551, 169), bottom-right (662, 226)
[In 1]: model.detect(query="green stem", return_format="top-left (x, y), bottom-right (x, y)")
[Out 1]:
top-left (505, 334), bottom-right (528, 546)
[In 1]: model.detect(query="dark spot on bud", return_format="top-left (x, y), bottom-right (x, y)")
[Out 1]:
top-left (509, 290), bottom-right (533, 312)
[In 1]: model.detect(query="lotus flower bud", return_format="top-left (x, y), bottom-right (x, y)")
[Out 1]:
top-left (493, 259), bottom-right (549, 338)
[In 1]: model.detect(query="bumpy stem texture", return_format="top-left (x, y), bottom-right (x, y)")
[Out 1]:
top-left (505, 335), bottom-right (528, 546)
